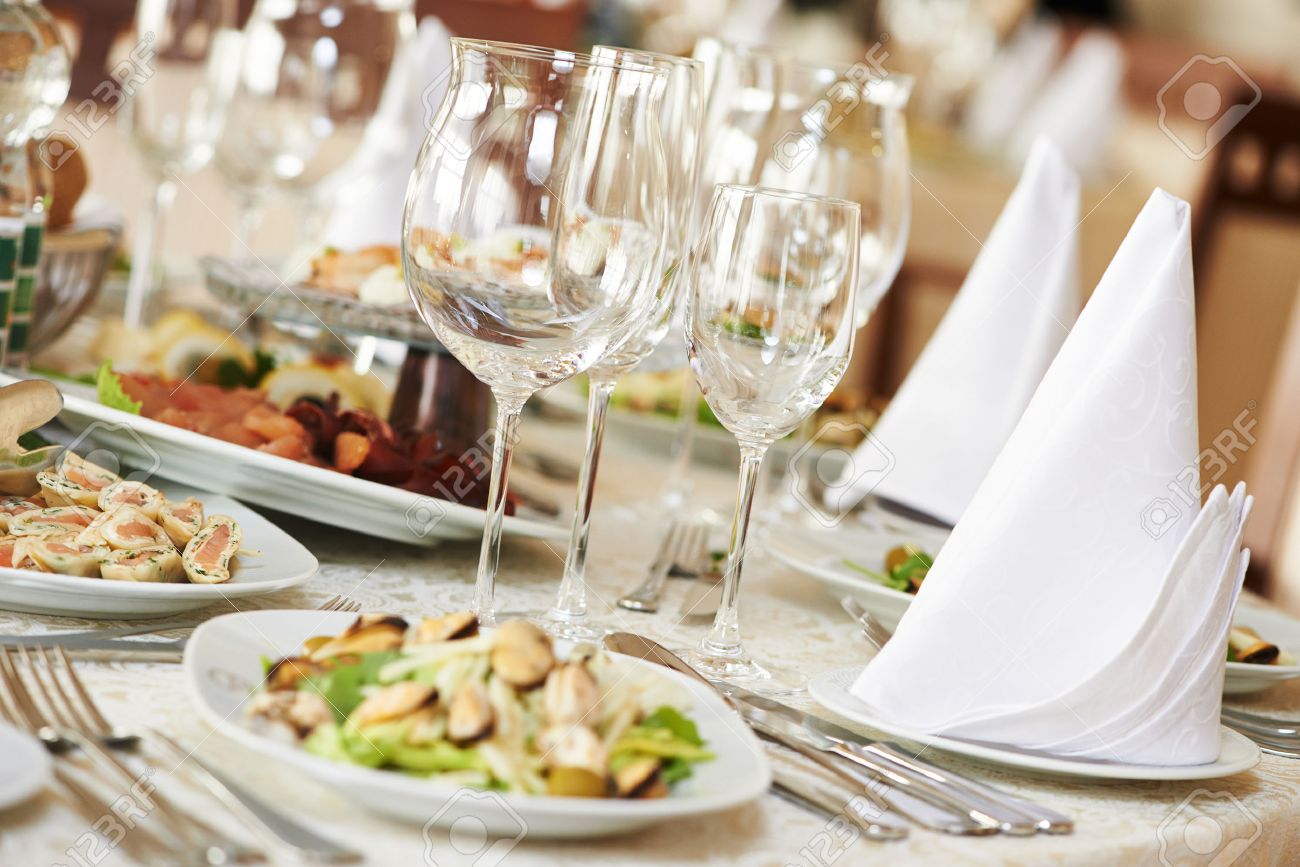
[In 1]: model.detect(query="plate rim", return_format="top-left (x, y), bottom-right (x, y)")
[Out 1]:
top-left (765, 534), bottom-right (914, 605)
top-left (0, 722), bottom-right (52, 811)
top-left (184, 609), bottom-right (772, 823)
top-left (810, 666), bottom-right (1261, 781)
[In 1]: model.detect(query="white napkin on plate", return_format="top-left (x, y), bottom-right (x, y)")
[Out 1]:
top-left (850, 189), bottom-right (1251, 765)
top-left (826, 137), bottom-right (1079, 525)
top-left (1007, 30), bottom-right (1125, 174)
top-left (321, 17), bottom-right (454, 249)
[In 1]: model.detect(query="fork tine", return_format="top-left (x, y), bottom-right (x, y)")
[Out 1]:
top-left (342, 597), bottom-right (361, 613)
top-left (319, 594), bottom-right (342, 611)
top-left (0, 650), bottom-right (44, 736)
top-left (50, 647), bottom-right (115, 735)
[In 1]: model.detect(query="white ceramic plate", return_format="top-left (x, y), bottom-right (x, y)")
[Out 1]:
top-left (765, 528), bottom-right (943, 630)
top-left (0, 482), bottom-right (317, 618)
top-left (185, 610), bottom-right (771, 838)
top-left (810, 667), bottom-right (1260, 781)
top-left (1224, 604), bottom-right (1300, 694)
top-left (0, 723), bottom-right (51, 811)
top-left (2, 373), bottom-right (564, 547)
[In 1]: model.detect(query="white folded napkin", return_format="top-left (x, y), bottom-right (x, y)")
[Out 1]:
top-left (1007, 30), bottom-right (1125, 173)
top-left (826, 137), bottom-right (1079, 525)
top-left (851, 189), bottom-right (1250, 765)
top-left (321, 17), bottom-right (454, 249)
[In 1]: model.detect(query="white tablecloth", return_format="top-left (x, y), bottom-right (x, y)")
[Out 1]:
top-left (2, 413), bottom-right (1298, 867)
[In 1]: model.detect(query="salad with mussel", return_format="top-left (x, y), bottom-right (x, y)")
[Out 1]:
top-left (247, 613), bottom-right (714, 798)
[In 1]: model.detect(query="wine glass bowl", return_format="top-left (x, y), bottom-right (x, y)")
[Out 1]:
top-left (402, 39), bottom-right (670, 622)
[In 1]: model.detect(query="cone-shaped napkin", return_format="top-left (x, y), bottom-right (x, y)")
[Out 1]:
top-left (851, 189), bottom-right (1247, 765)
top-left (827, 137), bottom-right (1080, 525)
top-left (321, 17), bottom-right (453, 248)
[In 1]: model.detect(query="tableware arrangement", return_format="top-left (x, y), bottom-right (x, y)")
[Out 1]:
top-left (680, 184), bottom-right (861, 692)
top-left (824, 136), bottom-right (1080, 527)
top-left (403, 39), bottom-right (671, 623)
top-left (185, 609), bottom-right (771, 837)
top-left (848, 190), bottom-right (1261, 774)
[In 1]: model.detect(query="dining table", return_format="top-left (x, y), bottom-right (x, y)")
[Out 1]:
top-left (2, 407), bottom-right (1299, 867)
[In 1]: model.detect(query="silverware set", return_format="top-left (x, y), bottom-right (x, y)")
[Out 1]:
top-left (603, 631), bottom-right (1074, 841)
top-left (840, 595), bottom-right (1300, 761)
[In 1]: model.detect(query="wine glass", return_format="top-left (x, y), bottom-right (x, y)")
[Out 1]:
top-left (539, 47), bottom-right (704, 640)
top-left (216, 0), bottom-right (414, 255)
top-left (660, 40), bottom-right (913, 508)
top-left (685, 184), bottom-right (860, 691)
top-left (403, 39), bottom-right (670, 624)
top-left (119, 0), bottom-right (240, 326)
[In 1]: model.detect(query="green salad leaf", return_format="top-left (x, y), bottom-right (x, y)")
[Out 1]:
top-left (297, 650), bottom-right (402, 722)
top-left (95, 362), bottom-right (141, 415)
top-left (217, 349), bottom-right (277, 389)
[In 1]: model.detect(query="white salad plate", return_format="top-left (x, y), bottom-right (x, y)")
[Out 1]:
top-left (1224, 603), bottom-right (1300, 694)
top-left (0, 482), bottom-right (317, 618)
top-left (1, 373), bottom-right (564, 548)
top-left (765, 523), bottom-right (947, 630)
top-left (0, 723), bottom-right (51, 811)
top-left (811, 667), bottom-right (1260, 781)
top-left (185, 610), bottom-right (771, 838)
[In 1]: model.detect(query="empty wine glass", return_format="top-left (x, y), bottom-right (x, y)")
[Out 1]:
top-left (540, 47), bottom-right (704, 640)
top-left (661, 40), bottom-right (912, 508)
top-left (120, 0), bottom-right (240, 325)
top-left (216, 0), bottom-right (414, 254)
top-left (685, 184), bottom-right (860, 691)
top-left (403, 39), bottom-right (670, 624)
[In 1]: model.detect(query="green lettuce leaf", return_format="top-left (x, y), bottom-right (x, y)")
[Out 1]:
top-left (95, 362), bottom-right (141, 415)
top-left (297, 650), bottom-right (402, 722)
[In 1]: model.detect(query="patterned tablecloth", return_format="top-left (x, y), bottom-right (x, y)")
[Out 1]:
top-left (1, 412), bottom-right (1298, 867)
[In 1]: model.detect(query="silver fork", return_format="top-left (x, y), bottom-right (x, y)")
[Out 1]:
top-left (618, 521), bottom-right (706, 613)
top-left (841, 597), bottom-right (894, 651)
top-left (40, 645), bottom-right (361, 863)
top-left (0, 647), bottom-right (262, 864)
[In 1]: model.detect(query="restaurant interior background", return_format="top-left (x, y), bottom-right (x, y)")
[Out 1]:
top-left (36, 0), bottom-right (1300, 610)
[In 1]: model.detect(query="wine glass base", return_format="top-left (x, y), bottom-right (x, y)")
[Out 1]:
top-left (681, 649), bottom-right (805, 695)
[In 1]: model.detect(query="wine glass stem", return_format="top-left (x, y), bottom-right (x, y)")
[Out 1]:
top-left (234, 189), bottom-right (266, 255)
top-left (123, 177), bottom-right (177, 329)
top-left (703, 442), bottom-right (768, 657)
top-left (475, 393), bottom-right (525, 625)
top-left (661, 370), bottom-right (698, 507)
top-left (552, 375), bottom-right (617, 621)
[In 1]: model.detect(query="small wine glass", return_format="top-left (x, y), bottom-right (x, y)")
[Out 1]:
top-left (216, 0), bottom-right (414, 255)
top-left (403, 39), bottom-right (670, 624)
top-left (119, 0), bottom-right (240, 325)
top-left (539, 46), bottom-right (704, 640)
top-left (661, 40), bottom-right (913, 509)
top-left (685, 184), bottom-right (860, 691)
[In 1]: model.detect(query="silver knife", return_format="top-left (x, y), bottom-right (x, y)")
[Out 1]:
top-left (771, 771), bottom-right (908, 841)
top-left (727, 686), bottom-right (1073, 834)
top-left (736, 702), bottom-right (1000, 836)
top-left (0, 635), bottom-right (186, 660)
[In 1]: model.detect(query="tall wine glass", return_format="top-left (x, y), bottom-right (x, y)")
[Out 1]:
top-left (216, 0), bottom-right (414, 255)
top-left (120, 0), bottom-right (240, 326)
top-left (540, 47), bottom-right (704, 639)
top-left (685, 184), bottom-right (860, 691)
top-left (403, 39), bottom-right (669, 624)
top-left (662, 40), bottom-right (913, 507)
